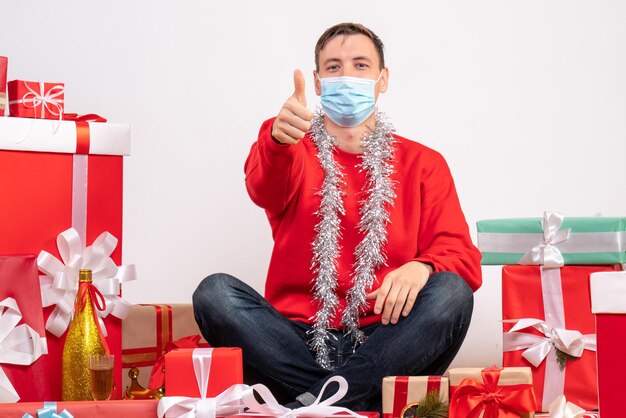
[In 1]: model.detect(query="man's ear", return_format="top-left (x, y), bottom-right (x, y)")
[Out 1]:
top-left (313, 70), bottom-right (322, 96)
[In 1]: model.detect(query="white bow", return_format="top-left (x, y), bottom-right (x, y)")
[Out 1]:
top-left (0, 297), bottom-right (46, 403)
top-left (37, 227), bottom-right (137, 337)
top-left (503, 318), bottom-right (595, 367)
top-left (548, 395), bottom-right (596, 418)
top-left (519, 211), bottom-right (571, 268)
top-left (157, 348), bottom-right (247, 418)
top-left (243, 376), bottom-right (365, 418)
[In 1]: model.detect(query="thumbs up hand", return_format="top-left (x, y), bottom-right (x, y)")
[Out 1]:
top-left (271, 69), bottom-right (313, 145)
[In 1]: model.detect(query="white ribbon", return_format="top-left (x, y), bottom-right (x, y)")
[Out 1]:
top-left (157, 348), bottom-right (248, 418)
top-left (243, 375), bottom-right (366, 418)
top-left (0, 297), bottom-right (46, 403)
top-left (519, 212), bottom-right (571, 268)
top-left (8, 81), bottom-right (64, 120)
top-left (37, 227), bottom-right (137, 337)
top-left (504, 318), bottom-right (596, 367)
top-left (547, 395), bottom-right (596, 418)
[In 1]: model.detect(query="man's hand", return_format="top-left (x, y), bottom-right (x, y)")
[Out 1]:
top-left (271, 69), bottom-right (313, 145)
top-left (366, 261), bottom-right (433, 325)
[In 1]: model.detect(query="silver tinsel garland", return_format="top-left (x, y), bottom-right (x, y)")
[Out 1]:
top-left (309, 109), bottom-right (396, 369)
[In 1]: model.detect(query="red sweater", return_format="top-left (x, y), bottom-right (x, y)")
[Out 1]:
top-left (244, 118), bottom-right (482, 328)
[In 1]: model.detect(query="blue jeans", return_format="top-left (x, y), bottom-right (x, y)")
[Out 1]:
top-left (192, 271), bottom-right (473, 412)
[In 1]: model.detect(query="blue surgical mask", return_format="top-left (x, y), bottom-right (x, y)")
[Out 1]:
top-left (319, 72), bottom-right (383, 127)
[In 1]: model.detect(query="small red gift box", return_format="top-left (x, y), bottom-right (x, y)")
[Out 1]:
top-left (502, 265), bottom-right (619, 411)
top-left (382, 376), bottom-right (448, 418)
top-left (8, 79), bottom-right (65, 120)
top-left (0, 399), bottom-right (158, 418)
top-left (448, 366), bottom-right (536, 418)
top-left (0, 56), bottom-right (7, 113)
top-left (0, 116), bottom-right (130, 400)
top-left (591, 271), bottom-right (626, 418)
top-left (0, 255), bottom-right (50, 402)
top-left (164, 347), bottom-right (243, 398)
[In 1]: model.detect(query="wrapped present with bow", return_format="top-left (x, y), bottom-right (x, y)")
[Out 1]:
top-left (382, 376), bottom-right (449, 418)
top-left (158, 347), bottom-right (246, 418)
top-left (0, 114), bottom-right (131, 400)
top-left (590, 271), bottom-right (626, 418)
top-left (502, 265), bottom-right (620, 411)
top-left (7, 80), bottom-right (64, 120)
top-left (477, 212), bottom-right (626, 266)
top-left (448, 366), bottom-right (537, 418)
top-left (122, 303), bottom-right (208, 393)
top-left (0, 255), bottom-right (49, 402)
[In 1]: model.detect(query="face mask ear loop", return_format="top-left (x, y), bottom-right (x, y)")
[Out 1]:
top-left (375, 69), bottom-right (385, 84)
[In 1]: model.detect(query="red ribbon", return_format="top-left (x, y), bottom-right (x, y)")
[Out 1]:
top-left (148, 334), bottom-right (207, 389)
top-left (74, 281), bottom-right (110, 354)
top-left (449, 367), bottom-right (537, 418)
top-left (62, 113), bottom-right (107, 154)
top-left (62, 113), bottom-right (107, 123)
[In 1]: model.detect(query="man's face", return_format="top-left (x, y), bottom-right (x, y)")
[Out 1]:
top-left (314, 34), bottom-right (389, 99)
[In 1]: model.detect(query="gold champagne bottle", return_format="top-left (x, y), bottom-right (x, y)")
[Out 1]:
top-left (62, 269), bottom-right (109, 401)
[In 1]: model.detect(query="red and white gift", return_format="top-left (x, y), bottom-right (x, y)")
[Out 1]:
top-left (8, 80), bottom-right (65, 120)
top-left (0, 115), bottom-right (131, 400)
top-left (382, 376), bottom-right (448, 418)
top-left (502, 265), bottom-right (619, 411)
top-left (590, 271), bottom-right (626, 418)
top-left (0, 255), bottom-right (49, 402)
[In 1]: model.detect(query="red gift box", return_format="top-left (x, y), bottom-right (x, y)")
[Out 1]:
top-left (164, 347), bottom-right (243, 398)
top-left (382, 376), bottom-right (448, 418)
top-left (0, 56), bottom-right (7, 113)
top-left (0, 399), bottom-right (158, 418)
top-left (448, 366), bottom-right (536, 418)
top-left (8, 80), bottom-right (65, 120)
top-left (590, 271), bottom-right (626, 418)
top-left (0, 255), bottom-right (50, 402)
top-left (232, 412), bottom-right (380, 418)
top-left (502, 265), bottom-right (620, 412)
top-left (0, 117), bottom-right (130, 400)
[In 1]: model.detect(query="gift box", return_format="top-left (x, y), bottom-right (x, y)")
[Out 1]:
top-left (590, 271), bottom-right (626, 418)
top-left (448, 366), bottom-right (536, 418)
top-left (0, 56), bottom-right (7, 113)
top-left (382, 376), bottom-right (448, 418)
top-left (8, 79), bottom-right (65, 120)
top-left (0, 399), bottom-right (158, 418)
top-left (0, 116), bottom-right (131, 400)
top-left (0, 255), bottom-right (49, 402)
top-left (122, 303), bottom-right (208, 392)
top-left (502, 265), bottom-right (620, 411)
top-left (477, 212), bottom-right (626, 266)
top-left (164, 347), bottom-right (243, 398)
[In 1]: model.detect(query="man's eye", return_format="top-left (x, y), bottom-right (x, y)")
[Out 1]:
top-left (327, 65), bottom-right (340, 71)
top-left (356, 63), bottom-right (368, 68)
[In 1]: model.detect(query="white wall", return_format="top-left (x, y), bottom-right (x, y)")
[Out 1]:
top-left (2, 0), bottom-right (625, 368)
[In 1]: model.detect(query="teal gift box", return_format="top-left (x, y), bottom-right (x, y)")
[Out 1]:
top-left (477, 212), bottom-right (626, 266)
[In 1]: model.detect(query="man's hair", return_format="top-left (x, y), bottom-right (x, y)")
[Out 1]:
top-left (314, 22), bottom-right (385, 71)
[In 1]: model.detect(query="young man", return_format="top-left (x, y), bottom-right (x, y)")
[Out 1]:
top-left (193, 22), bottom-right (482, 411)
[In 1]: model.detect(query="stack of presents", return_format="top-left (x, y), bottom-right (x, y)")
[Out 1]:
top-left (1, 54), bottom-right (624, 417)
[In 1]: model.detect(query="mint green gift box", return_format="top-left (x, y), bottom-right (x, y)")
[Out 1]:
top-left (477, 213), bottom-right (626, 266)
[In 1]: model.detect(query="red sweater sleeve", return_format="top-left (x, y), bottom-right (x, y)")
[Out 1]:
top-left (412, 152), bottom-right (482, 291)
top-left (244, 117), bottom-right (306, 219)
